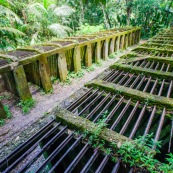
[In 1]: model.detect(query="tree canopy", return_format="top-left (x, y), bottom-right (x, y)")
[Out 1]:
top-left (0, 0), bottom-right (173, 51)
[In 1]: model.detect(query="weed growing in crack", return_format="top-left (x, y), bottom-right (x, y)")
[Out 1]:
top-left (18, 99), bottom-right (36, 114)
top-left (4, 105), bottom-right (12, 119)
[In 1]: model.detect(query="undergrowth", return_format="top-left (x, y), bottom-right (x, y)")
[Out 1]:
top-left (18, 99), bottom-right (36, 114)
top-left (80, 110), bottom-right (173, 173)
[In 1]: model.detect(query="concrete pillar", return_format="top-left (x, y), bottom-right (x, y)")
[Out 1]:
top-left (13, 65), bottom-right (32, 101)
top-left (3, 72), bottom-right (17, 95)
top-left (85, 43), bottom-right (92, 67)
top-left (115, 36), bottom-right (120, 51)
top-left (0, 101), bottom-right (6, 119)
top-left (103, 38), bottom-right (109, 60)
top-left (96, 41), bottom-right (101, 62)
top-left (73, 46), bottom-right (81, 72)
top-left (110, 37), bottom-right (115, 54)
top-left (58, 52), bottom-right (68, 82)
top-left (39, 55), bottom-right (53, 93)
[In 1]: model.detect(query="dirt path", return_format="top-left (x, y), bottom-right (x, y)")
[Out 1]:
top-left (0, 44), bottom-right (140, 151)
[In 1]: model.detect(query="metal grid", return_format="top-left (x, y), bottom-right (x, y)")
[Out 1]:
top-left (133, 48), bottom-right (173, 57)
top-left (103, 69), bottom-right (173, 98)
top-left (0, 119), bottom-right (132, 173)
top-left (7, 50), bottom-right (38, 59)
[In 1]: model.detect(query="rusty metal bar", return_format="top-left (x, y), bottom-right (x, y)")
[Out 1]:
top-left (0, 119), bottom-right (55, 171)
top-left (144, 106), bottom-right (157, 135)
top-left (143, 77), bottom-right (151, 92)
top-left (158, 80), bottom-right (165, 96)
top-left (77, 91), bottom-right (105, 116)
top-left (167, 81), bottom-right (172, 98)
top-left (168, 120), bottom-right (173, 153)
top-left (86, 93), bottom-right (111, 120)
top-left (129, 105), bottom-right (146, 139)
top-left (135, 76), bottom-right (146, 90)
top-left (119, 101), bottom-right (140, 135)
top-left (64, 143), bottom-right (90, 173)
top-left (35, 133), bottom-right (75, 173)
top-left (95, 155), bottom-right (109, 173)
top-left (118, 73), bottom-right (129, 85)
top-left (67, 88), bottom-right (93, 111)
top-left (93, 95), bottom-right (117, 122)
top-left (150, 79), bottom-right (158, 94)
top-left (48, 136), bottom-right (83, 173)
top-left (153, 108), bottom-right (166, 150)
top-left (71, 89), bottom-right (99, 113)
top-left (110, 99), bottom-right (131, 130)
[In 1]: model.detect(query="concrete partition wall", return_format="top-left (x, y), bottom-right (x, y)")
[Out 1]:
top-left (0, 27), bottom-right (140, 103)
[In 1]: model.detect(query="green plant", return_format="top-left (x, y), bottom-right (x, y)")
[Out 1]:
top-left (0, 119), bottom-right (5, 126)
top-left (3, 105), bottom-right (12, 119)
top-left (86, 66), bottom-right (95, 72)
top-left (18, 99), bottom-right (36, 114)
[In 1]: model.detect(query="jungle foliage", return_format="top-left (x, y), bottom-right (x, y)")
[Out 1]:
top-left (0, 0), bottom-right (173, 51)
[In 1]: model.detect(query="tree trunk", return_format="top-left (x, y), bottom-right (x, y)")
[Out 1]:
top-left (79, 1), bottom-right (85, 25)
top-left (126, 0), bottom-right (133, 25)
top-left (100, 3), bottom-right (110, 29)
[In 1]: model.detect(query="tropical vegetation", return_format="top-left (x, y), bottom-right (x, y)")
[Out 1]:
top-left (0, 0), bottom-right (173, 50)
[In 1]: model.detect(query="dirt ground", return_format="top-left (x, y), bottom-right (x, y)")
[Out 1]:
top-left (0, 44), bottom-right (141, 158)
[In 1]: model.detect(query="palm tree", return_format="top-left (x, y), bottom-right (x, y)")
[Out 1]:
top-left (0, 4), bottom-right (25, 51)
top-left (26, 1), bottom-right (75, 44)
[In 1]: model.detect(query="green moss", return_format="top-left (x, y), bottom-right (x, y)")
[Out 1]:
top-left (86, 80), bottom-right (173, 112)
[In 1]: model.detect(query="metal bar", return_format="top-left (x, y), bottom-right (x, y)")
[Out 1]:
top-left (112, 71), bottom-right (124, 83)
top-left (80, 150), bottom-right (99, 173)
top-left (143, 77), bottom-right (151, 92)
top-left (167, 81), bottom-right (172, 98)
top-left (160, 63), bottom-right (165, 71)
top-left (106, 71), bottom-right (120, 82)
top-left (118, 73), bottom-right (129, 85)
top-left (158, 80), bottom-right (165, 96)
top-left (166, 64), bottom-right (170, 72)
top-left (154, 62), bottom-right (159, 70)
top-left (93, 95), bottom-right (117, 123)
top-left (3, 123), bottom-right (61, 173)
top-left (86, 93), bottom-right (111, 120)
top-left (143, 61), bottom-right (151, 68)
top-left (78, 91), bottom-right (105, 116)
top-left (129, 105), bottom-right (146, 139)
top-left (153, 108), bottom-right (166, 149)
top-left (143, 106), bottom-right (157, 135)
top-left (123, 74), bottom-right (135, 87)
top-left (0, 119), bottom-right (55, 170)
top-left (67, 88), bottom-right (93, 111)
top-left (102, 70), bottom-right (115, 81)
top-left (139, 60), bottom-right (146, 67)
top-left (168, 120), bottom-right (173, 153)
top-left (35, 133), bottom-right (74, 173)
top-left (95, 155), bottom-right (109, 173)
top-left (105, 97), bottom-right (124, 124)
top-left (49, 136), bottom-right (83, 173)
top-left (148, 61), bottom-right (155, 69)
top-left (130, 75), bottom-right (141, 88)
top-left (150, 79), bottom-right (158, 94)
top-left (64, 143), bottom-right (90, 173)
top-left (110, 99), bottom-right (131, 130)
top-left (71, 90), bottom-right (99, 113)
top-left (18, 125), bottom-right (67, 173)
top-left (111, 158), bottom-right (121, 173)
top-left (135, 76), bottom-right (146, 90)
top-left (119, 101), bottom-right (139, 135)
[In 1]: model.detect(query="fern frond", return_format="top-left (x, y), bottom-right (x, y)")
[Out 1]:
top-left (27, 3), bottom-right (48, 18)
top-left (48, 23), bottom-right (72, 37)
top-left (53, 5), bottom-right (75, 17)
top-left (0, 5), bottom-right (23, 24)
top-left (0, 27), bottom-right (25, 36)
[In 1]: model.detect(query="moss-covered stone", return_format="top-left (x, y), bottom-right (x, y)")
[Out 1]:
top-left (110, 63), bottom-right (173, 80)
top-left (86, 80), bottom-right (173, 111)
top-left (0, 101), bottom-right (6, 119)
top-left (52, 106), bottom-right (131, 148)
